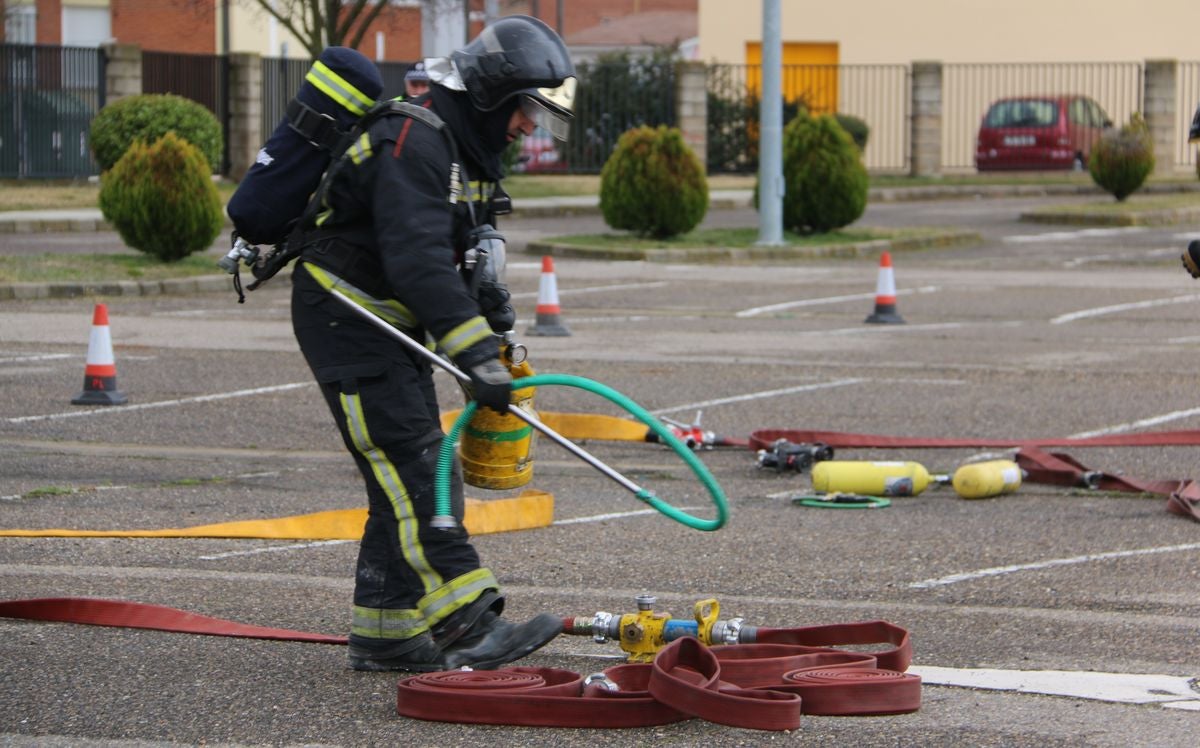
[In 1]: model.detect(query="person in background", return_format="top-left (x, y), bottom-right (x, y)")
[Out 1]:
top-left (404, 61), bottom-right (430, 98)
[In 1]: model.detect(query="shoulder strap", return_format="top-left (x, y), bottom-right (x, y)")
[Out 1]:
top-left (295, 99), bottom-right (464, 233)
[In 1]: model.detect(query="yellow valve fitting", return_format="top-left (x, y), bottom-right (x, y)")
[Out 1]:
top-left (694, 598), bottom-right (721, 646)
top-left (617, 594), bottom-right (671, 663)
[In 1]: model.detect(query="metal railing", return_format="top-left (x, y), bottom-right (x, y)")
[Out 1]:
top-left (142, 50), bottom-right (229, 173)
top-left (0, 43), bottom-right (104, 178)
top-left (941, 62), bottom-right (1143, 172)
top-left (706, 63), bottom-right (909, 174)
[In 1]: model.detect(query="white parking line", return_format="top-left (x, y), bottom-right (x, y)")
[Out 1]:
top-left (0, 353), bottom-right (73, 364)
top-left (648, 378), bottom-right (866, 417)
top-left (510, 280), bottom-right (669, 300)
top-left (736, 286), bottom-right (939, 318)
top-left (5, 382), bottom-right (314, 424)
top-left (1050, 294), bottom-right (1200, 324)
top-left (909, 542), bottom-right (1200, 589)
top-left (198, 539), bottom-right (353, 560)
top-left (1067, 406), bottom-right (1200, 439)
top-left (909, 665), bottom-right (1200, 708)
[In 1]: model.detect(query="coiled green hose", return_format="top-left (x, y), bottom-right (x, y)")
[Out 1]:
top-left (436, 373), bottom-right (729, 531)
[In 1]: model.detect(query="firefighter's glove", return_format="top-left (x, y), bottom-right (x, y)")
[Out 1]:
top-left (477, 281), bottom-right (516, 333)
top-left (465, 358), bottom-right (512, 414)
top-left (1183, 240), bottom-right (1200, 279)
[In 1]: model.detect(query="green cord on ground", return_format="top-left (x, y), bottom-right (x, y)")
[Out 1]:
top-left (436, 373), bottom-right (729, 531)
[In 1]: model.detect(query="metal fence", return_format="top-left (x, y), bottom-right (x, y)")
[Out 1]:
top-left (706, 63), bottom-right (909, 174)
top-left (941, 62), bottom-right (1144, 172)
top-left (142, 50), bottom-right (229, 173)
top-left (7, 44), bottom-right (1200, 181)
top-left (0, 43), bottom-right (104, 178)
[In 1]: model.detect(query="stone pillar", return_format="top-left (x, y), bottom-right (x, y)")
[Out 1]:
top-left (226, 52), bottom-right (262, 182)
top-left (1143, 59), bottom-right (1178, 175)
top-left (674, 60), bottom-right (707, 169)
top-left (101, 43), bottom-right (141, 105)
top-left (910, 60), bottom-right (942, 177)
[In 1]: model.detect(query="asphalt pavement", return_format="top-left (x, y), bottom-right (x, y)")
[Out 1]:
top-left (3, 187), bottom-right (1200, 746)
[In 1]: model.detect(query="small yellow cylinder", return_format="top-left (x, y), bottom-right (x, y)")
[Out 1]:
top-left (460, 358), bottom-right (537, 490)
top-left (810, 460), bottom-right (933, 497)
top-left (952, 459), bottom-right (1022, 500)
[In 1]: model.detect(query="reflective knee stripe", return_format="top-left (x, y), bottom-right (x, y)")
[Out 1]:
top-left (301, 262), bottom-right (417, 330)
top-left (351, 605), bottom-right (428, 639)
top-left (418, 567), bottom-right (500, 628)
top-left (339, 390), bottom-right (443, 594)
top-left (439, 316), bottom-right (492, 359)
top-left (307, 60), bottom-right (375, 117)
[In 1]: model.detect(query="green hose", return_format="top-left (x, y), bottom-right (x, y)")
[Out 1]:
top-left (436, 373), bottom-right (729, 531)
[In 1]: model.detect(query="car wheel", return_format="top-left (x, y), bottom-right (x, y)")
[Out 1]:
top-left (1073, 154), bottom-right (1086, 171)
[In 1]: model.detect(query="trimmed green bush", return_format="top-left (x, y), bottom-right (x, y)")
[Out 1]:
top-left (777, 111), bottom-right (868, 233)
top-left (1088, 113), bottom-right (1154, 202)
top-left (599, 125), bottom-right (708, 239)
top-left (98, 132), bottom-right (224, 262)
top-left (834, 113), bottom-right (870, 152)
top-left (90, 93), bottom-right (222, 173)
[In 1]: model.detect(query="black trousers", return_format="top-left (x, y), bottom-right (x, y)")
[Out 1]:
top-left (291, 265), bottom-right (493, 643)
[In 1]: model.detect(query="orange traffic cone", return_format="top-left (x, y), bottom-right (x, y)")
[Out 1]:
top-left (72, 303), bottom-right (128, 405)
top-left (864, 251), bottom-right (905, 324)
top-left (525, 255), bottom-right (571, 337)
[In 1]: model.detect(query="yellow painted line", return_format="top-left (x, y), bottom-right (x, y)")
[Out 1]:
top-left (0, 490), bottom-right (554, 539)
top-left (441, 409), bottom-right (649, 442)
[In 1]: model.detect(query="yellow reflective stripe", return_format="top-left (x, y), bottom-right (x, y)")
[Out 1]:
top-left (348, 132), bottom-right (372, 165)
top-left (339, 390), bottom-right (443, 593)
top-left (418, 568), bottom-right (500, 627)
top-left (351, 605), bottom-right (429, 639)
top-left (306, 59), bottom-right (375, 116)
top-left (439, 316), bottom-right (492, 358)
top-left (300, 262), bottom-right (417, 330)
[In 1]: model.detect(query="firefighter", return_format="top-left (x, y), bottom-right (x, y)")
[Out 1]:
top-left (289, 16), bottom-right (576, 672)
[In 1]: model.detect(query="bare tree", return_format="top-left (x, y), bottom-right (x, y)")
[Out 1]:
top-left (241, 0), bottom-right (395, 58)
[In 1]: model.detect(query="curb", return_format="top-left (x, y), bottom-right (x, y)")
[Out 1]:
top-left (526, 229), bottom-right (981, 263)
top-left (0, 274), bottom-right (235, 301)
top-left (1019, 205), bottom-right (1200, 227)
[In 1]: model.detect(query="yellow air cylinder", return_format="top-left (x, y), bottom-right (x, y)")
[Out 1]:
top-left (460, 357), bottom-right (537, 490)
top-left (810, 460), bottom-right (934, 497)
top-left (951, 459), bottom-right (1022, 500)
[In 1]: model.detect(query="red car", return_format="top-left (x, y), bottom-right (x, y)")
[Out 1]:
top-left (975, 95), bottom-right (1113, 171)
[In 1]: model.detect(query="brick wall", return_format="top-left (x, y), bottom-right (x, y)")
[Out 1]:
top-left (499, 0), bottom-right (696, 36)
top-left (36, 0), bottom-right (62, 43)
top-left (344, 4), bottom-right (422, 61)
top-left (112, 0), bottom-right (215, 54)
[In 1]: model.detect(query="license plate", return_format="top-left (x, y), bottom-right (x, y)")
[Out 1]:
top-left (1003, 135), bottom-right (1035, 147)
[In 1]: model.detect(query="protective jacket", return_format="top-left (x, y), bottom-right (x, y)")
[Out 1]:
top-left (296, 90), bottom-right (504, 370)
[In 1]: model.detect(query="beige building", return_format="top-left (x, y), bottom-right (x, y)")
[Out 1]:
top-left (697, 0), bottom-right (1199, 65)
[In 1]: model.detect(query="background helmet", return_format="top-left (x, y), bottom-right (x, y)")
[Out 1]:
top-left (451, 15), bottom-right (577, 140)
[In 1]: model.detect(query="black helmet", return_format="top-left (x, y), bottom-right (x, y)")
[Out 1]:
top-left (451, 15), bottom-right (577, 141)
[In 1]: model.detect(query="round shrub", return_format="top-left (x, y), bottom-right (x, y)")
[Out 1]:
top-left (98, 132), bottom-right (224, 262)
top-left (834, 113), bottom-right (870, 152)
top-left (90, 93), bottom-right (222, 173)
top-left (600, 125), bottom-right (708, 239)
top-left (1088, 113), bottom-right (1154, 202)
top-left (779, 112), bottom-right (868, 233)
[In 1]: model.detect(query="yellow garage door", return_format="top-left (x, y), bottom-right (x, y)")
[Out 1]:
top-left (745, 42), bottom-right (840, 114)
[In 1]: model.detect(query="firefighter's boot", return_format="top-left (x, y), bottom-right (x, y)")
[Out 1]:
top-left (347, 631), bottom-right (446, 672)
top-left (435, 590), bottom-right (562, 670)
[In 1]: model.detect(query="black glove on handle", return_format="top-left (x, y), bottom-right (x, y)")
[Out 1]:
top-left (465, 358), bottom-right (512, 414)
top-left (477, 281), bottom-right (516, 333)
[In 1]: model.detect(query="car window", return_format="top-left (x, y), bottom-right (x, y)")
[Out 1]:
top-left (1069, 99), bottom-right (1087, 125)
top-left (1090, 100), bottom-right (1111, 128)
top-left (985, 99), bottom-right (1059, 128)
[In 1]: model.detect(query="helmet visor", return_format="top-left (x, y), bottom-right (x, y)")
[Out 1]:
top-left (520, 78), bottom-right (577, 141)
